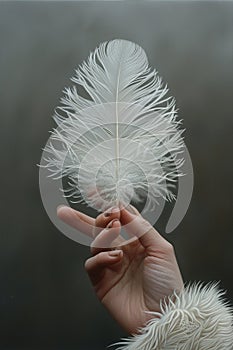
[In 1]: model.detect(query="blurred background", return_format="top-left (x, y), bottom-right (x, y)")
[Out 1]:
top-left (0, 1), bottom-right (232, 349)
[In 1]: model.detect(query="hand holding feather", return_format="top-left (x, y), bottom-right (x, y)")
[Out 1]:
top-left (58, 205), bottom-right (184, 334)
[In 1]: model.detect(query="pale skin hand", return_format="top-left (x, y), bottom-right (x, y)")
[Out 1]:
top-left (57, 205), bottom-right (184, 334)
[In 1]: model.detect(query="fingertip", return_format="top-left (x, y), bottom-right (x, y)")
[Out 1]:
top-left (104, 206), bottom-right (120, 217)
top-left (107, 218), bottom-right (121, 229)
top-left (57, 205), bottom-right (70, 218)
top-left (108, 249), bottom-right (123, 258)
top-left (113, 219), bottom-right (121, 228)
top-left (120, 207), bottom-right (136, 225)
top-left (96, 207), bottom-right (120, 229)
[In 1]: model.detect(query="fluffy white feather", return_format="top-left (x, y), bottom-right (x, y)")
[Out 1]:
top-left (113, 283), bottom-right (233, 350)
top-left (44, 39), bottom-right (184, 211)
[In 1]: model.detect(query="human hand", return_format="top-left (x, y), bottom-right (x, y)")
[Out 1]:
top-left (57, 205), bottom-right (184, 334)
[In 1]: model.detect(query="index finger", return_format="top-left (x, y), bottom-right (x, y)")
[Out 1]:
top-left (57, 206), bottom-right (95, 237)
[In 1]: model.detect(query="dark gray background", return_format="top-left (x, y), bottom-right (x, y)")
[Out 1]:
top-left (0, 1), bottom-right (233, 349)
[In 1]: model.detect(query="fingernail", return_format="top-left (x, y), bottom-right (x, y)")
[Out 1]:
top-left (107, 219), bottom-right (119, 229)
top-left (104, 207), bottom-right (119, 217)
top-left (109, 250), bottom-right (122, 257)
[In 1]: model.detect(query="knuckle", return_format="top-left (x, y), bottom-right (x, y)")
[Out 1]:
top-left (140, 218), bottom-right (153, 233)
top-left (163, 241), bottom-right (174, 254)
top-left (84, 258), bottom-right (91, 271)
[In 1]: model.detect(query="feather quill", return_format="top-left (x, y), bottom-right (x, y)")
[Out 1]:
top-left (44, 39), bottom-right (184, 212)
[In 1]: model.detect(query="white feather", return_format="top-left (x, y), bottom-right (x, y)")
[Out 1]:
top-left (44, 39), bottom-right (184, 211)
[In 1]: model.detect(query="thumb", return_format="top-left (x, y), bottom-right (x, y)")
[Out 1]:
top-left (85, 250), bottom-right (123, 286)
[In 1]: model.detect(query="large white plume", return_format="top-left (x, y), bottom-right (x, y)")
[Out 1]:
top-left (44, 39), bottom-right (185, 212)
